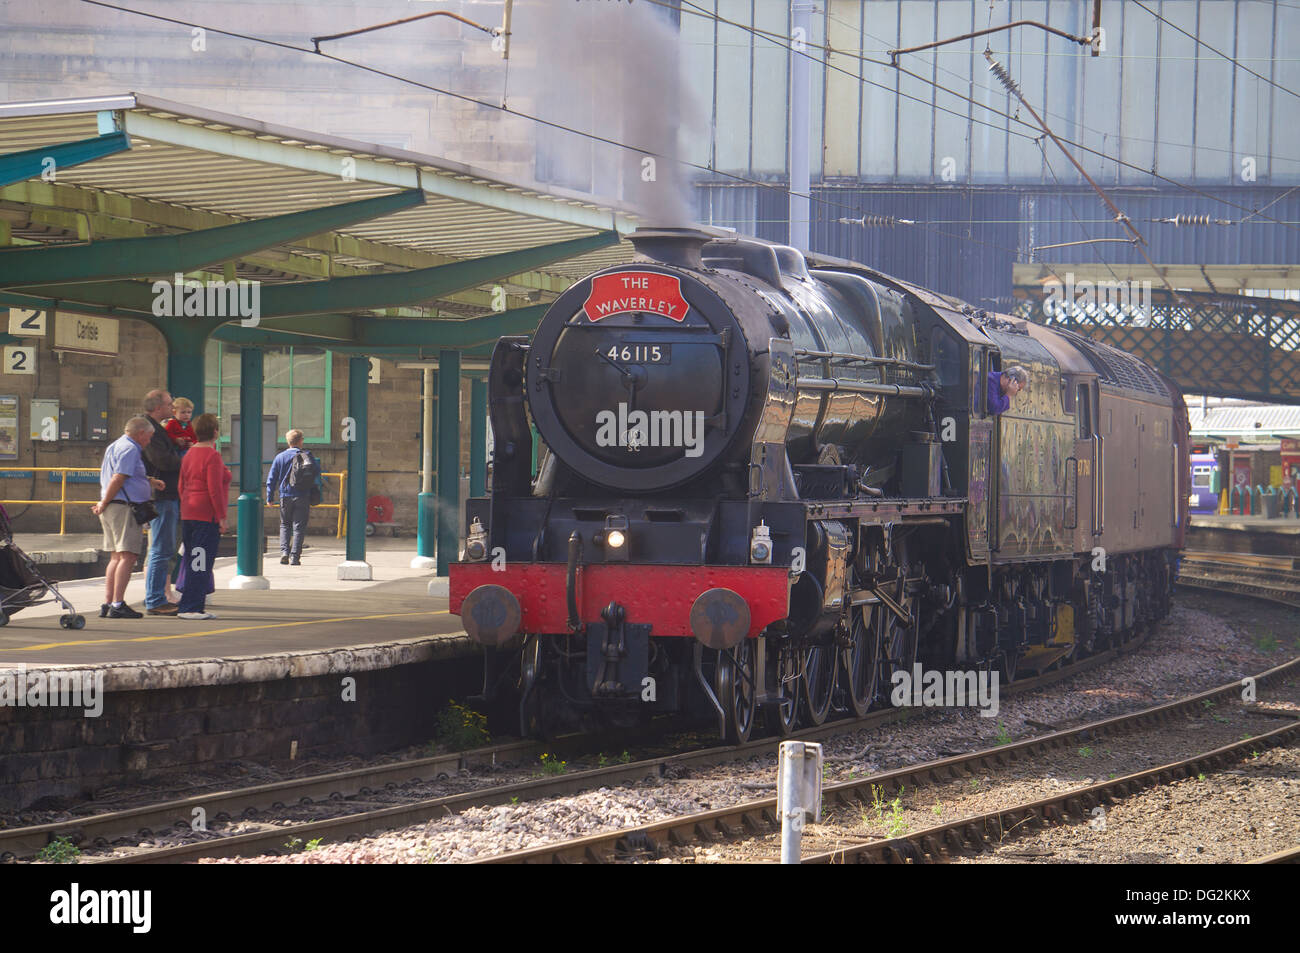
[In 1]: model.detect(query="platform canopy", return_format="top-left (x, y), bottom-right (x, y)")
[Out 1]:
top-left (0, 93), bottom-right (639, 357)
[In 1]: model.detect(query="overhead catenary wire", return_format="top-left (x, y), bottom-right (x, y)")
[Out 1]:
top-left (72, 0), bottom-right (1044, 264)
top-left (72, 0), bottom-right (1300, 264)
top-left (982, 50), bottom-right (1183, 303)
top-left (660, 0), bottom-right (1300, 234)
top-left (1131, 0), bottom-right (1300, 102)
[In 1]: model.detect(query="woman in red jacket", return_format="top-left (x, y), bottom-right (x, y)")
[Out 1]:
top-left (176, 413), bottom-right (231, 620)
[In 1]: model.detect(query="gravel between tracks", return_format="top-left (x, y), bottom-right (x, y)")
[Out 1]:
top-left (192, 592), bottom-right (1297, 864)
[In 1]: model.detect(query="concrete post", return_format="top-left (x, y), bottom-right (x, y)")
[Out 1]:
top-left (338, 355), bottom-right (372, 580)
top-left (412, 366), bottom-right (437, 570)
top-left (230, 347), bottom-right (268, 590)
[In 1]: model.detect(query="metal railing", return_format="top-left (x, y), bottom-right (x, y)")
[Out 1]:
top-left (0, 467), bottom-right (350, 536)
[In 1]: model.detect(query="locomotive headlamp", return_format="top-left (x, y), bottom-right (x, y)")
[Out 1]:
top-left (603, 515), bottom-right (629, 561)
top-left (466, 517), bottom-right (488, 562)
top-left (750, 520), bottom-right (773, 565)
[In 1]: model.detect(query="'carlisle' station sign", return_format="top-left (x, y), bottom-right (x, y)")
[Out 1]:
top-left (583, 272), bottom-right (689, 322)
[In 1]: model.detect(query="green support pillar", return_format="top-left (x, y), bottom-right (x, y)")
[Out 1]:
top-left (230, 347), bottom-right (268, 589)
top-left (470, 379), bottom-right (488, 497)
top-left (412, 367), bottom-right (437, 570)
top-left (339, 356), bottom-right (372, 579)
top-left (437, 350), bottom-right (461, 577)
top-left (161, 319), bottom-right (216, 414)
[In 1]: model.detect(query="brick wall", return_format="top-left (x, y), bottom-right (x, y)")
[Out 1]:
top-left (0, 654), bottom-right (482, 813)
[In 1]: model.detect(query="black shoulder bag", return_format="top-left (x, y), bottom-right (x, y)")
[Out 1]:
top-left (122, 487), bottom-right (159, 526)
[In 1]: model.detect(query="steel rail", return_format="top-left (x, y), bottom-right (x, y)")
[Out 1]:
top-left (0, 738), bottom-right (540, 859)
top-left (22, 571), bottom-right (1275, 864)
top-left (804, 720), bottom-right (1300, 864)
top-left (473, 656), bottom-right (1299, 864)
top-left (75, 634), bottom-right (1148, 864)
top-left (1250, 844), bottom-right (1300, 864)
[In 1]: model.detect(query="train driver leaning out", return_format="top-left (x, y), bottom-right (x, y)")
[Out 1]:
top-left (987, 365), bottom-right (1029, 415)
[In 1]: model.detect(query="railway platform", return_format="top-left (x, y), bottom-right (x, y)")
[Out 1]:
top-left (0, 538), bottom-right (478, 813)
top-left (1187, 513), bottom-right (1300, 559)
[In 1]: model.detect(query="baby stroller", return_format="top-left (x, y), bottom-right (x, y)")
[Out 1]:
top-left (0, 504), bottom-right (85, 629)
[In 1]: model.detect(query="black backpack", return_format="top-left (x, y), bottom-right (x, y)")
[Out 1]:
top-left (287, 449), bottom-right (322, 505)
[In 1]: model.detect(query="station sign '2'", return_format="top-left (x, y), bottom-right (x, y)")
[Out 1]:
top-left (583, 272), bottom-right (689, 323)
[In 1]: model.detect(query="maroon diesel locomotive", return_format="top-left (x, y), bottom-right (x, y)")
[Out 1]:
top-left (450, 227), bottom-right (1189, 741)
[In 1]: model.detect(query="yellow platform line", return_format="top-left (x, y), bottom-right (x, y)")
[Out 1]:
top-left (4, 609), bottom-right (452, 652)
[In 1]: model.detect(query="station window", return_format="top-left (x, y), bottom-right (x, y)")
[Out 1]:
top-left (203, 342), bottom-right (332, 444)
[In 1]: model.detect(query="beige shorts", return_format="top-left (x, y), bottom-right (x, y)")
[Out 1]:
top-left (100, 502), bottom-right (143, 554)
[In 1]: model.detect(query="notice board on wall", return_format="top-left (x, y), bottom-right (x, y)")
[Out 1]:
top-left (0, 396), bottom-right (18, 461)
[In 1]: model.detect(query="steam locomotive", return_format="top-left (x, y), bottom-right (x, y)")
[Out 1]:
top-left (449, 227), bottom-right (1189, 741)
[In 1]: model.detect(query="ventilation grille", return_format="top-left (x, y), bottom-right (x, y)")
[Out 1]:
top-left (1063, 332), bottom-right (1170, 397)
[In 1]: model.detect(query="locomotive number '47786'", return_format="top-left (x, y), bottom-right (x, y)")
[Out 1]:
top-left (449, 227), bottom-right (1189, 742)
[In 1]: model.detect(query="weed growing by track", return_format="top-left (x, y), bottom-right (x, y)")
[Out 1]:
top-left (537, 753), bottom-right (567, 776)
top-left (867, 784), bottom-right (909, 838)
top-left (435, 700), bottom-right (491, 752)
top-left (36, 836), bottom-right (79, 864)
top-left (284, 837), bottom-right (323, 853)
top-left (994, 721), bottom-right (1012, 745)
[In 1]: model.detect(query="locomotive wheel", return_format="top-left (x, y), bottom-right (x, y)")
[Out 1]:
top-left (716, 640), bottom-right (757, 745)
top-left (876, 560), bottom-right (917, 706)
top-left (999, 649), bottom-right (1020, 684)
top-left (518, 636), bottom-right (561, 740)
top-left (800, 641), bottom-right (835, 726)
top-left (840, 604), bottom-right (880, 718)
top-left (771, 645), bottom-right (801, 735)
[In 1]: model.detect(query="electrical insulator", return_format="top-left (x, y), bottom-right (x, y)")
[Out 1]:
top-left (837, 215), bottom-right (915, 228)
top-left (1154, 214), bottom-right (1234, 227)
top-left (986, 58), bottom-right (1022, 97)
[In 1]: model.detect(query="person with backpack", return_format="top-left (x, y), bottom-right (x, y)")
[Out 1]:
top-left (265, 429), bottom-right (322, 566)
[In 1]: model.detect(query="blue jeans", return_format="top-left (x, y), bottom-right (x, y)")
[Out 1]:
top-left (144, 499), bottom-right (180, 609)
top-left (178, 520), bottom-right (219, 614)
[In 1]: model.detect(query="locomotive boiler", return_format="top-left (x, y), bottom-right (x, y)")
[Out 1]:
top-left (449, 226), bottom-right (1189, 742)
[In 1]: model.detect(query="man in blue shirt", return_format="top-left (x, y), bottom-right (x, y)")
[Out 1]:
top-left (987, 365), bottom-right (1029, 415)
top-left (93, 417), bottom-right (165, 618)
top-left (266, 429), bottom-right (315, 566)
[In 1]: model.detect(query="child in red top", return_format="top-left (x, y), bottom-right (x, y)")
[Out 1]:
top-left (165, 397), bottom-right (197, 453)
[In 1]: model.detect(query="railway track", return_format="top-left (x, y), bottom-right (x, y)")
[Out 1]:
top-left (1178, 551), bottom-right (1300, 608)
top-left (472, 655), bottom-right (1299, 864)
top-left (8, 626), bottom-right (1144, 864)
top-left (11, 556), bottom-right (1289, 865)
top-left (1250, 844), bottom-right (1300, 864)
top-left (802, 718), bottom-right (1300, 864)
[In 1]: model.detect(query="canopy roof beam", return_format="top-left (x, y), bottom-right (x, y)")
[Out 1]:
top-left (0, 131), bottom-right (129, 189)
top-left (15, 231), bottom-right (616, 319)
top-left (0, 189), bottom-right (425, 287)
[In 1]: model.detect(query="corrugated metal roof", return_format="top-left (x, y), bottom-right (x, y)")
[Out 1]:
top-left (0, 94), bottom-right (639, 306)
top-left (1188, 403), bottom-right (1300, 436)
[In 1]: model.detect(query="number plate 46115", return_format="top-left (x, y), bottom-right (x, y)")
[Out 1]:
top-left (604, 344), bottom-right (670, 365)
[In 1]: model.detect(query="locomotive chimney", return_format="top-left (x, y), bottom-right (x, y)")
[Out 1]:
top-left (628, 226), bottom-right (729, 269)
